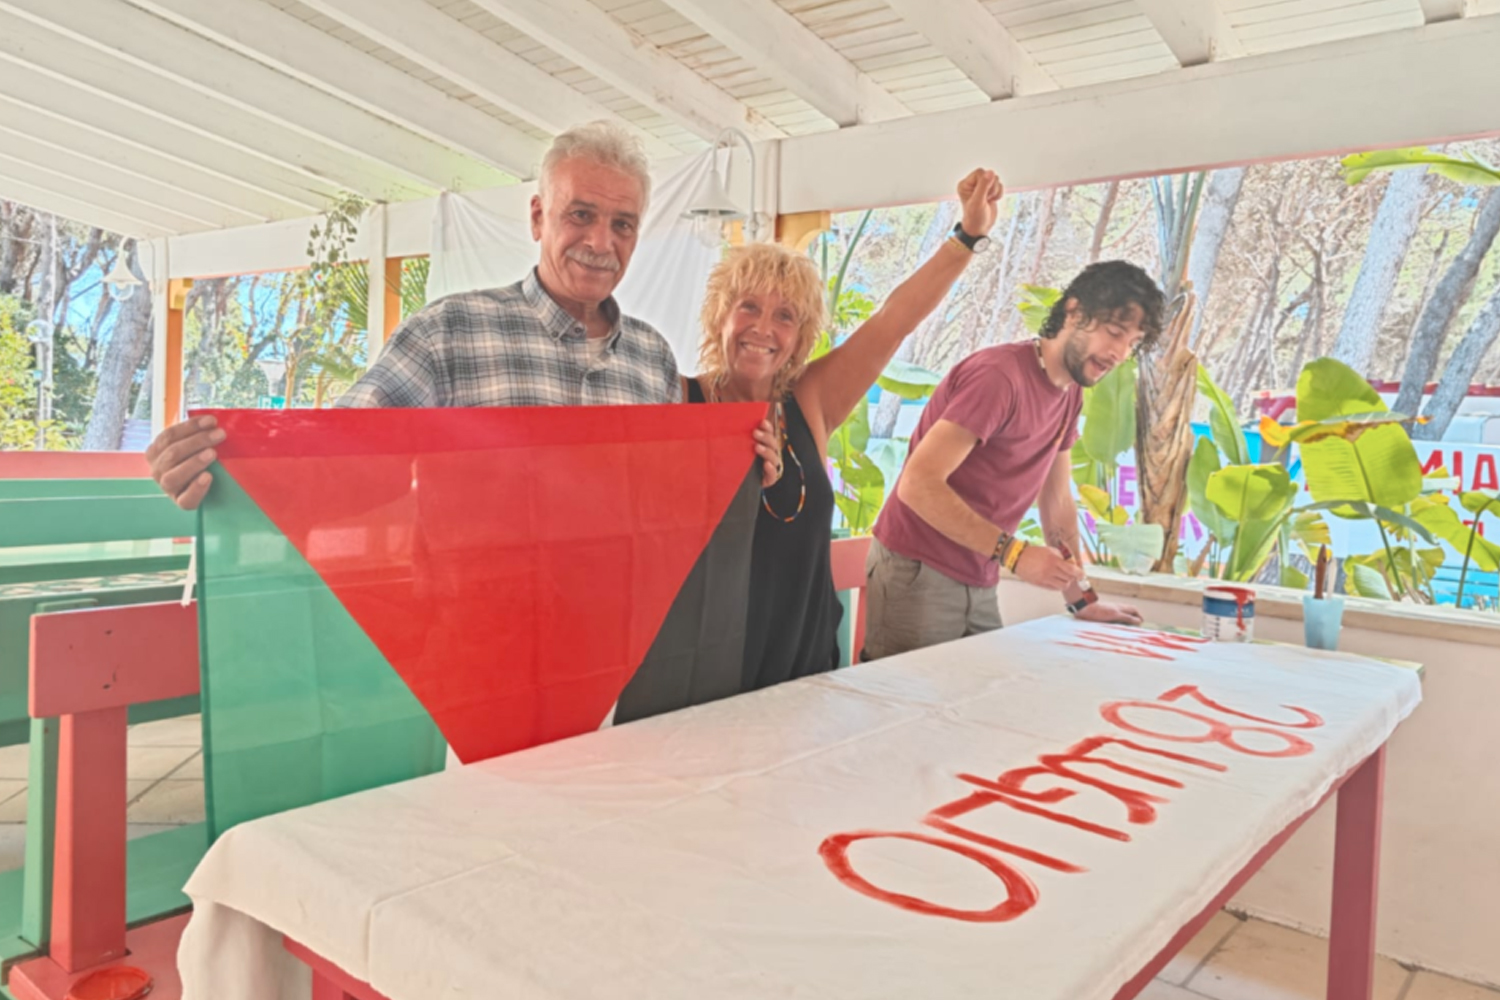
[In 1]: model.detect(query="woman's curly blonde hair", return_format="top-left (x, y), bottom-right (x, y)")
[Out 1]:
top-left (697, 242), bottom-right (828, 401)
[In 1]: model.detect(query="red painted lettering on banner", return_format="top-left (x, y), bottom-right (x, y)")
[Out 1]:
top-left (1061, 627), bottom-right (1209, 661)
top-left (819, 831), bottom-right (1039, 922)
top-left (822, 673), bottom-right (1325, 921)
top-left (1060, 641), bottom-right (1173, 661)
top-left (1159, 684), bottom-right (1324, 729)
top-left (1100, 701), bottom-right (1315, 758)
top-left (956, 775), bottom-right (1132, 841)
top-left (923, 792), bottom-right (1087, 873)
top-left (986, 735), bottom-right (1225, 825)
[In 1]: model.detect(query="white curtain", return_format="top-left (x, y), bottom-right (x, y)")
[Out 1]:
top-left (426, 148), bottom-right (724, 369)
top-left (426, 192), bottom-right (536, 303)
top-left (613, 149), bottom-right (722, 369)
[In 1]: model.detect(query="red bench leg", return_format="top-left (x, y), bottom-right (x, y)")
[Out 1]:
top-left (52, 707), bottom-right (128, 972)
top-left (1327, 748), bottom-right (1385, 1000)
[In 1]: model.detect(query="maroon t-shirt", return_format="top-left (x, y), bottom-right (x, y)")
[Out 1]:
top-left (873, 341), bottom-right (1082, 588)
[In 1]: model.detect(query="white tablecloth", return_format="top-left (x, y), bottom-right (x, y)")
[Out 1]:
top-left (179, 617), bottom-right (1421, 1000)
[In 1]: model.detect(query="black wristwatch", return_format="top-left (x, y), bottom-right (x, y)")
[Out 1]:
top-left (1065, 588), bottom-right (1099, 615)
top-left (951, 222), bottom-right (992, 254)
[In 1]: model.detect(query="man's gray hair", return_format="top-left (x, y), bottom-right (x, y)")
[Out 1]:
top-left (538, 120), bottom-right (652, 215)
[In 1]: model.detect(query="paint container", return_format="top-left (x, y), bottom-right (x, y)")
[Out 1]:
top-left (1202, 585), bottom-right (1255, 642)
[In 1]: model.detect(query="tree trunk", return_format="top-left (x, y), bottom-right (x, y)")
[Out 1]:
top-left (1187, 167), bottom-right (1247, 347)
top-left (82, 247), bottom-right (153, 451)
top-left (0, 203), bottom-right (32, 296)
top-left (1088, 181), bottom-right (1119, 263)
top-left (1392, 188), bottom-right (1500, 418)
top-left (1330, 168), bottom-right (1430, 374)
top-left (1135, 294), bottom-right (1198, 570)
top-left (871, 203), bottom-right (956, 438)
top-left (1135, 173), bottom-right (1207, 570)
top-left (1416, 283), bottom-right (1500, 441)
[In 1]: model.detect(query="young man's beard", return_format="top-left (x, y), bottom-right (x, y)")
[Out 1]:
top-left (1061, 330), bottom-right (1104, 387)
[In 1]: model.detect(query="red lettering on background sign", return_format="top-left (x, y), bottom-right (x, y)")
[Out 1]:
top-left (818, 830), bottom-right (1039, 922)
top-left (1422, 449), bottom-right (1446, 476)
top-left (822, 675), bottom-right (1327, 921)
top-left (1476, 454), bottom-right (1499, 492)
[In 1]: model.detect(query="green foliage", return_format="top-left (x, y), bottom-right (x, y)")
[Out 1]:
top-left (1197, 363), bottom-right (1249, 466)
top-left (875, 358), bottom-right (940, 400)
top-left (815, 210), bottom-right (941, 535)
top-left (1274, 358), bottom-right (1445, 601)
top-left (0, 294), bottom-right (74, 450)
top-left (1080, 358), bottom-right (1137, 472)
top-left (1452, 490), bottom-right (1500, 607)
top-left (829, 398), bottom-right (882, 535)
top-left (1342, 147), bottom-right (1500, 187)
top-left (402, 256), bottom-right (430, 319)
top-left (1097, 522), bottom-right (1165, 574)
top-left (1187, 437), bottom-right (1233, 558)
top-left (1184, 364), bottom-right (1329, 586)
top-left (1206, 463), bottom-right (1298, 582)
top-left (285, 193), bottom-right (372, 406)
top-left (1017, 284), bottom-right (1061, 334)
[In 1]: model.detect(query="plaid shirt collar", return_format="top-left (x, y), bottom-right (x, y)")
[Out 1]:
top-left (521, 268), bottom-right (624, 349)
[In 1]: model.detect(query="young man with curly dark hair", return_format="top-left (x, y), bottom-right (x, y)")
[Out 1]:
top-left (863, 260), bottom-right (1166, 660)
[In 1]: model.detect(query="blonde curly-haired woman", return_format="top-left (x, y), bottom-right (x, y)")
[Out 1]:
top-left (685, 168), bottom-right (1003, 692)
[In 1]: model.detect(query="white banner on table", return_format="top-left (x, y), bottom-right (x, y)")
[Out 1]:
top-left (179, 617), bottom-right (1420, 1000)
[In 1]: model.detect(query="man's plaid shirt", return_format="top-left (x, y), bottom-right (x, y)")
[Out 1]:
top-left (338, 269), bottom-right (680, 408)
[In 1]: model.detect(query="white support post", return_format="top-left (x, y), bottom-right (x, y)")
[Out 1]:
top-left (365, 204), bottom-right (390, 361)
top-left (149, 238), bottom-right (171, 436)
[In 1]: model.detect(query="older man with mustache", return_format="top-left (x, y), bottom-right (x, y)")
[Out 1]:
top-left (148, 121), bottom-right (775, 508)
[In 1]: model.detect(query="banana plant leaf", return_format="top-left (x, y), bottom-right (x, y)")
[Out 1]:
top-left (1081, 357), bottom-right (1137, 468)
top-left (1017, 285), bottom-right (1062, 334)
top-left (1187, 437), bottom-right (1235, 544)
top-left (875, 359), bottom-right (942, 400)
top-left (1460, 490), bottom-right (1500, 515)
top-left (828, 397), bottom-right (871, 465)
top-left (1413, 495), bottom-right (1500, 572)
top-left (1097, 522), bottom-right (1165, 575)
top-left (1197, 365), bottom-right (1249, 466)
top-left (1345, 561), bottom-right (1393, 600)
top-left (1071, 437), bottom-right (1106, 490)
top-left (1290, 359), bottom-right (1424, 511)
top-left (1342, 147), bottom-right (1500, 187)
top-left (1206, 463), bottom-right (1297, 581)
top-left (1078, 484), bottom-right (1114, 521)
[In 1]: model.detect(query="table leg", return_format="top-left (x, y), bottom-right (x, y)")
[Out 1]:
top-left (1327, 747), bottom-right (1385, 1000)
top-left (311, 971), bottom-right (358, 1000)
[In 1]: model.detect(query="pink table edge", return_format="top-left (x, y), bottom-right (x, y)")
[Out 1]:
top-left (281, 745), bottom-right (1390, 1000)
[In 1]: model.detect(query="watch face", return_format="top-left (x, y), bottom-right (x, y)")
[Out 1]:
top-left (971, 235), bottom-right (993, 254)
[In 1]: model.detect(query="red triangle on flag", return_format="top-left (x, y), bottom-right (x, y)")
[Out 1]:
top-left (201, 404), bottom-right (764, 763)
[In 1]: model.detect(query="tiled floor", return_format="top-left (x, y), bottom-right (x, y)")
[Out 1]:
top-left (1146, 910), bottom-right (1500, 1000)
top-left (0, 714), bottom-right (205, 872)
top-left (0, 718), bottom-right (1496, 1000)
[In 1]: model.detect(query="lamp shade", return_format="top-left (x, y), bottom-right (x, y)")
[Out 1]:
top-left (103, 252), bottom-right (143, 302)
top-left (682, 164), bottom-right (745, 222)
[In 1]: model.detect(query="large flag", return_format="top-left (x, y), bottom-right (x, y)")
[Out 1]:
top-left (195, 405), bottom-right (762, 836)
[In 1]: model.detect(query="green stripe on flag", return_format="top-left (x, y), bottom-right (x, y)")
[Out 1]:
top-left (198, 466), bottom-right (446, 839)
